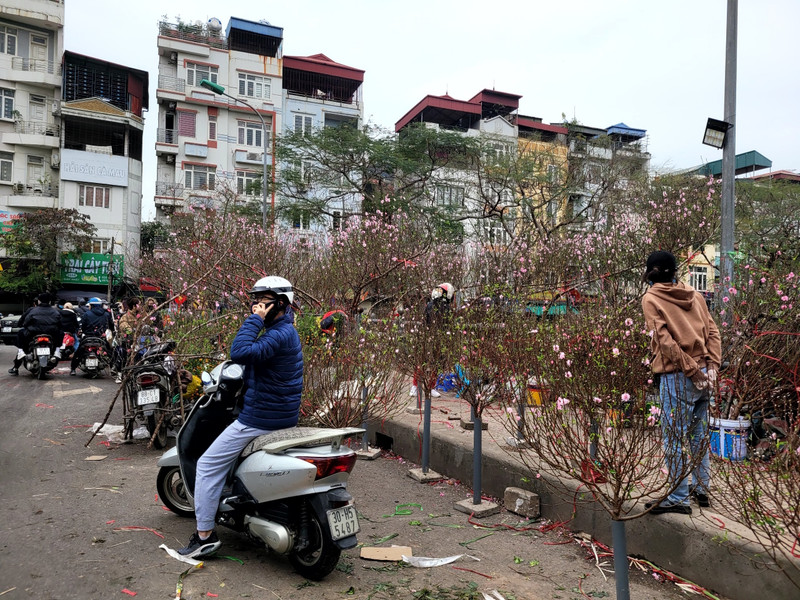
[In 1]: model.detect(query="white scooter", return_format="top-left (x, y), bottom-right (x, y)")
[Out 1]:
top-left (156, 360), bottom-right (363, 580)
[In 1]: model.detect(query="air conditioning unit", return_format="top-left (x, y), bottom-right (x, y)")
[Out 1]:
top-left (169, 51), bottom-right (178, 63)
top-left (246, 152), bottom-right (261, 161)
top-left (165, 155), bottom-right (175, 164)
top-left (51, 99), bottom-right (61, 115)
top-left (51, 151), bottom-right (60, 169)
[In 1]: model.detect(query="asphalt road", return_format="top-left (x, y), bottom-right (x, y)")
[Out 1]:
top-left (0, 343), bottom-right (700, 599)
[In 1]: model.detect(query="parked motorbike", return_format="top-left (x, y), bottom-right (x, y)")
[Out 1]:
top-left (23, 334), bottom-right (58, 379)
top-left (123, 340), bottom-right (181, 449)
top-left (77, 335), bottom-right (110, 377)
top-left (156, 360), bottom-right (363, 580)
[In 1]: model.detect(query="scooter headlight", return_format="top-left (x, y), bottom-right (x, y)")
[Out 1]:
top-left (221, 363), bottom-right (243, 379)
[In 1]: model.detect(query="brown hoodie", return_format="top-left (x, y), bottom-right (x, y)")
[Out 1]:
top-left (642, 282), bottom-right (721, 378)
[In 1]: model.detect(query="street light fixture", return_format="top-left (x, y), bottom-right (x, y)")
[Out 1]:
top-left (199, 78), bottom-right (271, 230)
top-left (701, 117), bottom-right (733, 149)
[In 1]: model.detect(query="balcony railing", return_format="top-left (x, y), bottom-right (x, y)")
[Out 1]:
top-left (11, 57), bottom-right (61, 76)
top-left (156, 128), bottom-right (178, 144)
top-left (158, 21), bottom-right (228, 50)
top-left (155, 181), bottom-right (185, 196)
top-left (14, 121), bottom-right (61, 137)
top-left (11, 183), bottom-right (59, 197)
top-left (158, 74), bottom-right (186, 94)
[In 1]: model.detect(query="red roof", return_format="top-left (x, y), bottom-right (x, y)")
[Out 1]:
top-left (395, 94), bottom-right (482, 132)
top-left (517, 117), bottom-right (568, 135)
top-left (283, 53), bottom-right (364, 82)
top-left (468, 89), bottom-right (522, 109)
top-left (751, 170), bottom-right (800, 183)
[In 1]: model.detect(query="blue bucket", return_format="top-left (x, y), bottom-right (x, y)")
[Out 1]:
top-left (709, 417), bottom-right (750, 460)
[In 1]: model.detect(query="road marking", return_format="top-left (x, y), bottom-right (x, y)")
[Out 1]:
top-left (53, 385), bottom-right (102, 398)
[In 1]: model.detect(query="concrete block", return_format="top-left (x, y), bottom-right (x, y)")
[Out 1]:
top-left (459, 418), bottom-right (488, 430)
top-left (405, 406), bottom-right (423, 415)
top-left (355, 446), bottom-right (382, 460)
top-left (504, 487), bottom-right (540, 519)
top-left (407, 467), bottom-right (443, 483)
top-left (454, 498), bottom-right (500, 518)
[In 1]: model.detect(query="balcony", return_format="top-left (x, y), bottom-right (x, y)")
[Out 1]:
top-left (157, 74), bottom-right (186, 103)
top-left (2, 121), bottom-right (61, 148)
top-left (10, 57), bottom-right (62, 88)
top-left (155, 128), bottom-right (178, 156)
top-left (234, 149), bottom-right (265, 165)
top-left (155, 181), bottom-right (185, 197)
top-left (157, 21), bottom-right (225, 57)
top-left (3, 183), bottom-right (59, 208)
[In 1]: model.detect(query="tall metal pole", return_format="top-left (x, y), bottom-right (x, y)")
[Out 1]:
top-left (720, 0), bottom-right (738, 287)
top-left (218, 91), bottom-right (270, 231)
top-left (107, 236), bottom-right (114, 301)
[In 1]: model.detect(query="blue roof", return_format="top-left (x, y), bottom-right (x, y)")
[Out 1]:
top-left (606, 122), bottom-right (646, 138)
top-left (226, 17), bottom-right (283, 40)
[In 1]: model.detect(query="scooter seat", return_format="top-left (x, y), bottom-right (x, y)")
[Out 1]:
top-left (241, 426), bottom-right (365, 457)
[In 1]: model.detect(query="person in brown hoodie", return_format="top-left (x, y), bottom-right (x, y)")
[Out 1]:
top-left (641, 251), bottom-right (721, 515)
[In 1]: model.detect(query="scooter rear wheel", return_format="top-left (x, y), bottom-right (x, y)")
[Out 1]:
top-left (147, 414), bottom-right (169, 449)
top-left (156, 466), bottom-right (194, 518)
top-left (289, 505), bottom-right (341, 581)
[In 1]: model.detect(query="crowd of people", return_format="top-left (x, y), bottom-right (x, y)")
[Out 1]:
top-left (7, 293), bottom-right (165, 380)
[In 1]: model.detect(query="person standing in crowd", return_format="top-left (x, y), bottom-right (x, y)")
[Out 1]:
top-left (409, 283), bottom-right (455, 398)
top-left (642, 251), bottom-right (721, 515)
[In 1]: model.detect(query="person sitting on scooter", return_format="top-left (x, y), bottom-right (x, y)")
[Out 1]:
top-left (69, 297), bottom-right (114, 376)
top-left (59, 302), bottom-right (79, 360)
top-left (9, 293), bottom-right (63, 375)
top-left (179, 276), bottom-right (304, 558)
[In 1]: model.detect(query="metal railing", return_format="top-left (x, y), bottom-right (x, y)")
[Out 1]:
top-left (156, 128), bottom-right (178, 144)
top-left (11, 57), bottom-right (61, 76)
top-left (155, 181), bottom-right (185, 196)
top-left (158, 21), bottom-right (228, 50)
top-left (157, 74), bottom-right (186, 94)
top-left (12, 183), bottom-right (59, 197)
top-left (14, 121), bottom-right (60, 136)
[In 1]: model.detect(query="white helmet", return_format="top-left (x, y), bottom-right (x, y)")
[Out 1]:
top-left (431, 283), bottom-right (455, 302)
top-left (249, 275), bottom-right (294, 304)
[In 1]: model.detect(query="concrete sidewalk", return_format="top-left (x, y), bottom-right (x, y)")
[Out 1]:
top-left (367, 392), bottom-right (799, 600)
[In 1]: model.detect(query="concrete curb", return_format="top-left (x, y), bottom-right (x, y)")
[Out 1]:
top-left (368, 413), bottom-right (800, 600)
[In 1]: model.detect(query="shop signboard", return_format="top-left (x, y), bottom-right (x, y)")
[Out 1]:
top-left (60, 252), bottom-right (124, 285)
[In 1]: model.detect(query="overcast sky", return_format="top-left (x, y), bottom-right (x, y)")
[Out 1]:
top-left (65, 0), bottom-right (799, 220)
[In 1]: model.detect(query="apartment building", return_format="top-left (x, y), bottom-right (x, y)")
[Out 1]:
top-left (0, 0), bottom-right (64, 243)
top-left (154, 16), bottom-right (365, 233)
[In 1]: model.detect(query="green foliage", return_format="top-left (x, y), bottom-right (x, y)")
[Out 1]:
top-left (140, 221), bottom-right (170, 255)
top-left (0, 208), bottom-right (96, 294)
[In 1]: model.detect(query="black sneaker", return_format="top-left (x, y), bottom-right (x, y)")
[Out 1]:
top-left (178, 531), bottom-right (221, 558)
top-left (645, 501), bottom-right (692, 515)
top-left (691, 489), bottom-right (711, 507)
top-left (8, 367), bottom-right (18, 375)
top-left (70, 370), bottom-right (77, 376)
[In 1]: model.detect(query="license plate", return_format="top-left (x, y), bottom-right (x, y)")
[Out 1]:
top-left (86, 357), bottom-right (99, 368)
top-left (35, 347), bottom-right (50, 356)
top-left (1, 327), bottom-right (10, 332)
top-left (327, 505), bottom-right (359, 541)
top-left (137, 388), bottom-right (160, 406)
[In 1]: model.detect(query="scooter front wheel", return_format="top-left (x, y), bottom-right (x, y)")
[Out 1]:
top-left (156, 466), bottom-right (194, 518)
top-left (289, 505), bottom-right (341, 581)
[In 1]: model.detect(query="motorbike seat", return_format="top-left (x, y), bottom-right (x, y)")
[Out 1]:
top-left (241, 427), bottom-right (365, 457)
top-left (139, 340), bottom-right (177, 360)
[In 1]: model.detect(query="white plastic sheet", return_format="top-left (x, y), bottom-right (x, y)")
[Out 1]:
top-left (401, 554), bottom-right (479, 568)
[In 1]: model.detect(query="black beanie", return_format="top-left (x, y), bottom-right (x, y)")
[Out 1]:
top-left (644, 251), bottom-right (677, 283)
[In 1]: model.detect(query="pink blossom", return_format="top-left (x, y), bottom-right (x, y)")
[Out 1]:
top-left (621, 393), bottom-right (631, 402)
top-left (558, 352), bottom-right (565, 360)
top-left (625, 318), bottom-right (633, 327)
top-left (782, 295), bottom-right (789, 302)
top-left (612, 347), bottom-right (620, 356)
top-left (722, 297), bottom-right (729, 303)
top-left (556, 397), bottom-right (570, 410)
top-left (593, 397), bottom-right (602, 403)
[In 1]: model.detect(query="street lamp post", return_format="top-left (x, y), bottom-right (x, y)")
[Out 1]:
top-left (200, 79), bottom-right (271, 230)
top-left (720, 0), bottom-right (738, 287)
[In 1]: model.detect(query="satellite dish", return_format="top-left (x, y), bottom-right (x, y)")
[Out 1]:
top-left (208, 17), bottom-right (222, 31)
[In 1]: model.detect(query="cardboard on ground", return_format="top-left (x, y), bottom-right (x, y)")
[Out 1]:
top-left (360, 545), bottom-right (413, 561)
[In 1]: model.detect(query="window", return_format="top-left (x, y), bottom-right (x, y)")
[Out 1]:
top-left (90, 238), bottom-right (110, 254)
top-left (237, 120), bottom-right (263, 147)
top-left (332, 210), bottom-right (342, 231)
top-left (0, 151), bottom-right (12, 183)
top-left (294, 114), bottom-right (312, 136)
top-left (0, 88), bottom-right (14, 120)
top-left (434, 185), bottom-right (465, 208)
top-left (485, 142), bottom-right (511, 164)
top-left (186, 62), bottom-right (218, 87)
top-left (208, 114), bottom-right (216, 141)
top-left (292, 210), bottom-right (311, 230)
top-left (0, 26), bottom-right (17, 55)
top-left (238, 73), bottom-right (270, 99)
top-left (236, 170), bottom-right (259, 196)
top-left (184, 165), bottom-right (216, 190)
top-left (177, 111), bottom-right (196, 138)
top-left (690, 266), bottom-right (708, 292)
top-left (547, 164), bottom-right (560, 185)
top-left (484, 219), bottom-right (509, 246)
top-left (79, 185), bottom-right (110, 208)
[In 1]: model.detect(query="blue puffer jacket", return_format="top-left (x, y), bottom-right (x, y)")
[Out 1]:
top-left (230, 307), bottom-right (303, 431)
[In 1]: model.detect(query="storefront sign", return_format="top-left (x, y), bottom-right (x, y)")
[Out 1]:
top-left (60, 149), bottom-right (129, 187)
top-left (60, 252), bottom-right (124, 285)
top-left (0, 209), bottom-right (22, 234)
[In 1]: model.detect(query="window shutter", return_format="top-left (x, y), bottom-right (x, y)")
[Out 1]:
top-left (178, 111), bottom-right (196, 137)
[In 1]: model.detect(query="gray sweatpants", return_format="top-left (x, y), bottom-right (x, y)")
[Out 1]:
top-left (193, 419), bottom-right (272, 532)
